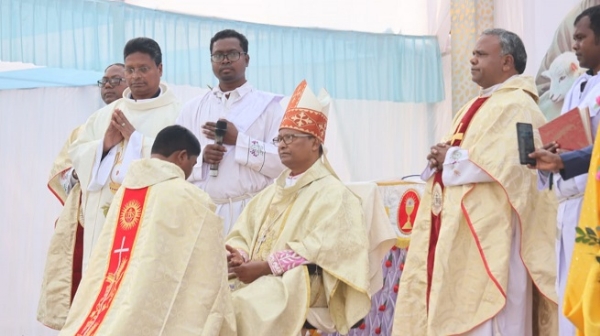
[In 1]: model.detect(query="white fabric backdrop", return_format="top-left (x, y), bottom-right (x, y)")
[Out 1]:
top-left (494, 0), bottom-right (583, 76)
top-left (0, 86), bottom-right (101, 336)
top-left (126, 0), bottom-right (450, 38)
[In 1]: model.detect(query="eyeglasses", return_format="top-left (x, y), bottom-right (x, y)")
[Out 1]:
top-left (272, 134), bottom-right (314, 145)
top-left (97, 78), bottom-right (125, 87)
top-left (124, 66), bottom-right (151, 75)
top-left (210, 51), bottom-right (247, 63)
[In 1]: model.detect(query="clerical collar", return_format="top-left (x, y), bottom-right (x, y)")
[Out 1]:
top-left (212, 81), bottom-right (252, 101)
top-left (129, 87), bottom-right (162, 101)
top-left (285, 172), bottom-right (305, 187)
top-left (479, 75), bottom-right (518, 97)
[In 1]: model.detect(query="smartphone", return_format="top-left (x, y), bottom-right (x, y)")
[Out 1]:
top-left (516, 122), bottom-right (536, 165)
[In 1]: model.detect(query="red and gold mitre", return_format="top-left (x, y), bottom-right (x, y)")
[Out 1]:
top-left (280, 80), bottom-right (331, 143)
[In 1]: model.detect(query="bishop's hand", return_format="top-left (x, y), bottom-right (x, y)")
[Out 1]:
top-left (226, 245), bottom-right (244, 267)
top-left (230, 261), bottom-right (272, 284)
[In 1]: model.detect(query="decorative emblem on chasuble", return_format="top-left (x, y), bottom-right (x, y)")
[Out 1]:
top-left (431, 182), bottom-right (443, 216)
top-left (397, 189), bottom-right (420, 234)
top-left (75, 188), bottom-right (148, 336)
top-left (119, 200), bottom-right (143, 230)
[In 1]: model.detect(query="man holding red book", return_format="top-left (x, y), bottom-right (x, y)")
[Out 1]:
top-left (537, 7), bottom-right (600, 335)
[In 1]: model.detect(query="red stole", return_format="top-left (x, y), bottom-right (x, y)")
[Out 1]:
top-left (75, 187), bottom-right (149, 336)
top-left (426, 97), bottom-right (489, 307)
top-left (72, 222), bottom-right (84, 302)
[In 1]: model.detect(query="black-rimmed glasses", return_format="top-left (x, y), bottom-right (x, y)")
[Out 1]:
top-left (210, 51), bottom-right (247, 63)
top-left (97, 78), bottom-right (126, 87)
top-left (272, 134), bottom-right (314, 145)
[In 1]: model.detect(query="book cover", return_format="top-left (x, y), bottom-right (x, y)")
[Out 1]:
top-left (538, 107), bottom-right (592, 151)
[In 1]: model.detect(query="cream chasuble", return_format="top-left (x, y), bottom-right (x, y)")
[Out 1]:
top-left (69, 83), bottom-right (180, 270)
top-left (59, 158), bottom-right (236, 336)
top-left (392, 76), bottom-right (558, 335)
top-left (226, 159), bottom-right (372, 336)
top-left (38, 126), bottom-right (85, 329)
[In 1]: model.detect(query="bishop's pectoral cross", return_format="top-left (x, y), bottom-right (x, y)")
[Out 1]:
top-left (113, 236), bottom-right (129, 269)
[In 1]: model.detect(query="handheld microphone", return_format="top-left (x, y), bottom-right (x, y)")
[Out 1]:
top-left (210, 120), bottom-right (228, 177)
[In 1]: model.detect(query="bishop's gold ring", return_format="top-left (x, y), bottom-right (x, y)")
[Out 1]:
top-left (121, 123), bottom-right (126, 127)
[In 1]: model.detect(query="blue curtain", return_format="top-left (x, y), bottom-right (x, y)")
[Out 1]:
top-left (0, 0), bottom-right (444, 102)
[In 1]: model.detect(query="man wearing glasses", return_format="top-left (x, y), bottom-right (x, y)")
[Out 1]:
top-left (38, 62), bottom-right (128, 329)
top-left (98, 63), bottom-right (128, 105)
top-left (225, 80), bottom-right (372, 336)
top-left (39, 37), bottom-right (181, 331)
top-left (177, 29), bottom-right (285, 234)
top-left (70, 37), bottom-right (181, 272)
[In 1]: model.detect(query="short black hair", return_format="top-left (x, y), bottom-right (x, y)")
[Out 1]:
top-left (575, 5), bottom-right (600, 43)
top-left (104, 63), bottom-right (125, 72)
top-left (210, 29), bottom-right (249, 53)
top-left (151, 125), bottom-right (201, 157)
top-left (123, 37), bottom-right (162, 66)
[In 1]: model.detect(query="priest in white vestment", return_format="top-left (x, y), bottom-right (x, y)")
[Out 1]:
top-left (59, 125), bottom-right (236, 336)
top-left (177, 29), bottom-right (285, 234)
top-left (69, 38), bottom-right (180, 271)
top-left (392, 29), bottom-right (558, 336)
top-left (37, 63), bottom-right (129, 330)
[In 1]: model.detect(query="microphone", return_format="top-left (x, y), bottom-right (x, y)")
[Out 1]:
top-left (210, 120), bottom-right (228, 177)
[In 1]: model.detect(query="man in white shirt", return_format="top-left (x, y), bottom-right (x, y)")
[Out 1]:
top-left (177, 29), bottom-right (285, 234)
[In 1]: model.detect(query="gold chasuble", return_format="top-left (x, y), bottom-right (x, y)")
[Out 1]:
top-left (393, 76), bottom-right (558, 335)
top-left (427, 96), bottom-right (487, 306)
top-left (59, 158), bottom-right (236, 336)
top-left (563, 127), bottom-right (600, 336)
top-left (69, 83), bottom-right (180, 270)
top-left (38, 125), bottom-right (85, 330)
top-left (226, 159), bottom-right (372, 336)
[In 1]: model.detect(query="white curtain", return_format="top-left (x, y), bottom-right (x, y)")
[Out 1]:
top-left (0, 86), bottom-right (100, 336)
top-left (396, 0), bottom-right (453, 146)
top-left (494, 0), bottom-right (583, 76)
top-left (1, 0), bottom-right (445, 104)
top-left (326, 98), bottom-right (450, 182)
top-left (127, 0), bottom-right (443, 35)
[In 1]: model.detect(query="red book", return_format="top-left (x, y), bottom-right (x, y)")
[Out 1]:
top-left (538, 107), bottom-right (592, 151)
